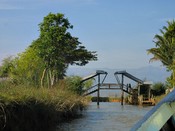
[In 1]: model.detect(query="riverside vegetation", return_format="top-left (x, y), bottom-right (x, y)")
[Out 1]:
top-left (0, 79), bottom-right (89, 131)
top-left (0, 12), bottom-right (97, 131)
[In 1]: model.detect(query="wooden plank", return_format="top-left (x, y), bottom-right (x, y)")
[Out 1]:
top-left (100, 83), bottom-right (119, 87)
top-left (81, 73), bottom-right (98, 82)
top-left (99, 87), bottom-right (120, 90)
top-left (114, 71), bottom-right (143, 84)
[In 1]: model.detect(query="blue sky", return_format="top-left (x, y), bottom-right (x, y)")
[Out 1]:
top-left (0, 0), bottom-right (175, 69)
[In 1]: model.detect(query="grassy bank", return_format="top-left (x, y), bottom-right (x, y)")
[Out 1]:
top-left (0, 82), bottom-right (88, 131)
top-left (154, 94), bottom-right (166, 104)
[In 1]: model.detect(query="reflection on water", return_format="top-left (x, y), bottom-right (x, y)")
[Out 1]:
top-left (57, 102), bottom-right (153, 131)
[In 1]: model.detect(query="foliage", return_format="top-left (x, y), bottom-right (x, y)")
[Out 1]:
top-left (151, 82), bottom-right (166, 96)
top-left (0, 13), bottom-right (98, 88)
top-left (64, 76), bottom-right (94, 95)
top-left (36, 13), bottom-right (97, 87)
top-left (148, 20), bottom-right (175, 66)
top-left (83, 79), bottom-right (94, 89)
top-left (154, 94), bottom-right (166, 104)
top-left (0, 84), bottom-right (85, 109)
top-left (148, 20), bottom-right (175, 87)
top-left (166, 75), bottom-right (174, 89)
top-left (38, 13), bottom-right (97, 67)
top-left (0, 56), bottom-right (14, 78)
top-left (0, 13), bottom-right (95, 130)
top-left (0, 82), bottom-right (88, 131)
top-left (7, 41), bottom-right (44, 86)
top-left (65, 76), bottom-right (83, 95)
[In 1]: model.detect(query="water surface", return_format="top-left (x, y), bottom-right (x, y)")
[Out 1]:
top-left (57, 102), bottom-right (153, 131)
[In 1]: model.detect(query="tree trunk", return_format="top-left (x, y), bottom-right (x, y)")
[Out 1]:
top-left (49, 69), bottom-right (55, 88)
top-left (41, 68), bottom-right (47, 88)
top-left (48, 70), bottom-right (55, 88)
top-left (47, 70), bottom-right (50, 88)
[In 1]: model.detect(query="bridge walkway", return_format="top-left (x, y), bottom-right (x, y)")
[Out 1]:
top-left (81, 70), bottom-right (140, 105)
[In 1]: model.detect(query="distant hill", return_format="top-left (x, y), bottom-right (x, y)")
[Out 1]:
top-left (67, 66), bottom-right (170, 83)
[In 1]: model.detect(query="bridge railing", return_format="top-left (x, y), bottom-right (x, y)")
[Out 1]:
top-left (81, 70), bottom-right (146, 105)
top-left (81, 70), bottom-right (108, 97)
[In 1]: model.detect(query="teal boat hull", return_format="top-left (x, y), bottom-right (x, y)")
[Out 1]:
top-left (131, 89), bottom-right (175, 131)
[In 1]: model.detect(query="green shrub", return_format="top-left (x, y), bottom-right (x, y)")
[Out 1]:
top-left (65, 76), bottom-right (94, 95)
top-left (151, 82), bottom-right (166, 96)
top-left (91, 97), bottom-right (109, 102)
top-left (65, 76), bottom-right (83, 95)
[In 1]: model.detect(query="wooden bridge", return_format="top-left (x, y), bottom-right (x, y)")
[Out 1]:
top-left (81, 70), bottom-right (154, 106)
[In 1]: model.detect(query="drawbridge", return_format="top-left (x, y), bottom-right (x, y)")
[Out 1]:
top-left (114, 71), bottom-right (144, 105)
top-left (81, 70), bottom-right (147, 105)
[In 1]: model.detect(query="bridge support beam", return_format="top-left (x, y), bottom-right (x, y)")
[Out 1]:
top-left (121, 74), bottom-right (124, 105)
top-left (97, 75), bottom-right (100, 105)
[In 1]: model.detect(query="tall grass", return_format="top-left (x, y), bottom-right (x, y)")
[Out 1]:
top-left (154, 94), bottom-right (166, 104)
top-left (0, 81), bottom-right (88, 131)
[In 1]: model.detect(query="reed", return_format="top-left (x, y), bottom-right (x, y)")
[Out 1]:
top-left (154, 94), bottom-right (166, 104)
top-left (0, 81), bottom-right (88, 131)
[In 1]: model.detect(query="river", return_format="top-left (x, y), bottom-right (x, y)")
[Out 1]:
top-left (57, 102), bottom-right (153, 131)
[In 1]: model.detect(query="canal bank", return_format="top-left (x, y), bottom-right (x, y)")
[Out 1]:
top-left (0, 86), bottom-right (87, 131)
top-left (57, 102), bottom-right (153, 131)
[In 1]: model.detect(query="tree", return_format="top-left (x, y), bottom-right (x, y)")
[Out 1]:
top-left (36, 13), bottom-right (97, 88)
top-left (148, 20), bottom-right (175, 87)
top-left (10, 40), bottom-right (44, 86)
top-left (0, 56), bottom-right (14, 78)
top-left (151, 82), bottom-right (166, 96)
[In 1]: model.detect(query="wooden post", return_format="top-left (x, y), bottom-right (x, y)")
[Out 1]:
top-left (121, 74), bottom-right (124, 105)
top-left (97, 74), bottom-right (100, 105)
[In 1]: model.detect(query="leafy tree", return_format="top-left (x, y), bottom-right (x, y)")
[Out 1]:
top-left (36, 13), bottom-right (97, 87)
top-left (10, 40), bottom-right (44, 86)
top-left (148, 20), bottom-right (175, 87)
top-left (0, 13), bottom-right (97, 88)
top-left (0, 56), bottom-right (14, 78)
